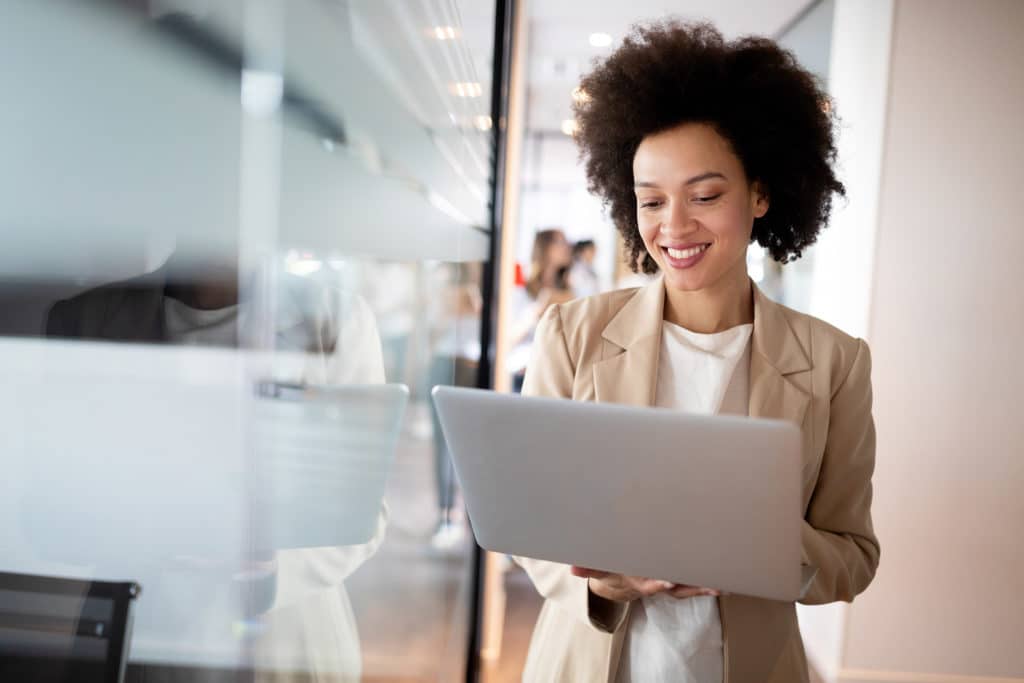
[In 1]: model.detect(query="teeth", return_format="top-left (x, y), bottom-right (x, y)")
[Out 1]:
top-left (666, 244), bottom-right (708, 259)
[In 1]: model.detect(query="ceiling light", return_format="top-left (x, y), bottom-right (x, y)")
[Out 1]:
top-left (474, 115), bottom-right (493, 131)
top-left (240, 69), bottom-right (283, 117)
top-left (449, 81), bottom-right (483, 98)
top-left (432, 25), bottom-right (459, 40)
top-left (589, 32), bottom-right (612, 48)
top-left (285, 258), bottom-right (322, 276)
top-left (561, 118), bottom-right (579, 136)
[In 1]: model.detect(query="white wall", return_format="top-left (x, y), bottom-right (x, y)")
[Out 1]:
top-left (840, 1), bottom-right (1024, 680)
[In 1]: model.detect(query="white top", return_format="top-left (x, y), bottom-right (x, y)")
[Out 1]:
top-left (570, 262), bottom-right (601, 298)
top-left (615, 321), bottom-right (753, 683)
top-left (507, 286), bottom-right (543, 374)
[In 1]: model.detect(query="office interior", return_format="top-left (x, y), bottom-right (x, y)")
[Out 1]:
top-left (0, 1), bottom-right (1020, 682)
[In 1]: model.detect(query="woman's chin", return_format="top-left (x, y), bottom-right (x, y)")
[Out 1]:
top-left (662, 269), bottom-right (711, 293)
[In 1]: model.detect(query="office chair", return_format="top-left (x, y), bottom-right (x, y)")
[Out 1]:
top-left (0, 571), bottom-right (140, 683)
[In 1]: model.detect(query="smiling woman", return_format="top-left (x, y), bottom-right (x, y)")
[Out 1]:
top-left (577, 21), bottom-right (844, 276)
top-left (514, 19), bottom-right (877, 683)
top-left (632, 123), bottom-right (770, 332)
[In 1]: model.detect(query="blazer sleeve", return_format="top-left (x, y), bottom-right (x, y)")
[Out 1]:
top-left (800, 338), bottom-right (881, 604)
top-left (513, 305), bottom-right (628, 633)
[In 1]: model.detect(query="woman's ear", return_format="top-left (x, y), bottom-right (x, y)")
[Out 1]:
top-left (752, 181), bottom-right (770, 218)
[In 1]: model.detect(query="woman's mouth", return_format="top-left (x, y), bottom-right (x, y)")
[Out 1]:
top-left (662, 243), bottom-right (710, 269)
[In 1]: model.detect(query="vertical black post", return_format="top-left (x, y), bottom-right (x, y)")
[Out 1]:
top-left (467, 0), bottom-right (516, 681)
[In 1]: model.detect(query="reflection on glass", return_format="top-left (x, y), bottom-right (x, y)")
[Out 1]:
top-left (1, 0), bottom-right (494, 679)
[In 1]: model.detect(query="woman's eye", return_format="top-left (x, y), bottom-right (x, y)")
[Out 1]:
top-left (639, 200), bottom-right (662, 209)
top-left (694, 194), bottom-right (722, 204)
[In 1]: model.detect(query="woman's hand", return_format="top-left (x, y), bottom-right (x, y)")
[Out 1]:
top-left (571, 566), bottom-right (721, 602)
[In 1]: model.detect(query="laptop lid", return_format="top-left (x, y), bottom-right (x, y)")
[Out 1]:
top-left (432, 386), bottom-right (803, 602)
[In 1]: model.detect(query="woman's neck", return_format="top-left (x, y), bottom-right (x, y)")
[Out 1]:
top-left (662, 265), bottom-right (753, 334)
top-left (541, 265), bottom-right (562, 288)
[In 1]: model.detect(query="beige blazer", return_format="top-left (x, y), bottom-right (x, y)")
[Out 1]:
top-left (517, 277), bottom-right (879, 683)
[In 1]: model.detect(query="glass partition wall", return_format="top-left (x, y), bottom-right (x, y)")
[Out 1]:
top-left (0, 1), bottom-right (503, 681)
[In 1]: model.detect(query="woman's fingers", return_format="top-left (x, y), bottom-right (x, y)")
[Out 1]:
top-left (570, 566), bottom-right (610, 579)
top-left (584, 572), bottom-right (666, 601)
top-left (668, 584), bottom-right (721, 599)
top-left (577, 569), bottom-right (721, 602)
top-left (633, 578), bottom-right (674, 596)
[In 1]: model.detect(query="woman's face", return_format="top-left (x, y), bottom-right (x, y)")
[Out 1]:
top-left (546, 232), bottom-right (572, 268)
top-left (632, 122), bottom-right (768, 293)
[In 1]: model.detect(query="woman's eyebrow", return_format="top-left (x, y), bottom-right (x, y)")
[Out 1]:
top-left (634, 171), bottom-right (727, 189)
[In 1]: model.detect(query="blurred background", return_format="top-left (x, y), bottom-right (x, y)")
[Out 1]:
top-left (0, 0), bottom-right (1021, 682)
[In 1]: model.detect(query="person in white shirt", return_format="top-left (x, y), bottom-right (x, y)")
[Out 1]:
top-left (569, 239), bottom-right (601, 298)
top-left (47, 256), bottom-right (386, 682)
top-left (507, 229), bottom-right (575, 392)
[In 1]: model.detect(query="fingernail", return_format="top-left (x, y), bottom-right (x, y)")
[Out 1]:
top-left (658, 581), bottom-right (673, 590)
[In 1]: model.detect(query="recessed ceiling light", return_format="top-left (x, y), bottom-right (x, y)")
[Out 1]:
top-left (561, 118), bottom-right (579, 136)
top-left (432, 25), bottom-right (460, 40)
top-left (449, 82), bottom-right (483, 98)
top-left (589, 32), bottom-right (612, 48)
top-left (474, 115), bottom-right (493, 131)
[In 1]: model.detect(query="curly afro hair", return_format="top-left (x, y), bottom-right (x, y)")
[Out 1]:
top-left (573, 20), bottom-right (845, 273)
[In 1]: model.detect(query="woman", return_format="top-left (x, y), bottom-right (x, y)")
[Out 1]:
top-left (516, 21), bottom-right (879, 683)
top-left (508, 228), bottom-right (575, 391)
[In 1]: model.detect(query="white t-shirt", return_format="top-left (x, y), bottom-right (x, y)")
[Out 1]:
top-left (615, 321), bottom-right (753, 683)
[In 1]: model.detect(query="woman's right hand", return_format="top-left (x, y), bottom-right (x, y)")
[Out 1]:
top-left (571, 566), bottom-right (721, 602)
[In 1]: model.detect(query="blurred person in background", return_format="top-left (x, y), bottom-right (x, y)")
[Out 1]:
top-left (507, 228), bottom-right (574, 392)
top-left (427, 263), bottom-right (482, 549)
top-left (570, 238), bottom-right (601, 297)
top-left (47, 249), bottom-right (387, 683)
top-left (516, 20), bottom-right (878, 683)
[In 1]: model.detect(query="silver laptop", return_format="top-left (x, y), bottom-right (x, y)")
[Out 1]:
top-left (432, 386), bottom-right (804, 602)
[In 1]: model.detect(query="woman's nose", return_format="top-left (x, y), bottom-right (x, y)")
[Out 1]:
top-left (660, 202), bottom-right (698, 236)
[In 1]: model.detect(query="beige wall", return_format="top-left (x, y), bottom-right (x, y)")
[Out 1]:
top-left (841, 0), bottom-right (1024, 680)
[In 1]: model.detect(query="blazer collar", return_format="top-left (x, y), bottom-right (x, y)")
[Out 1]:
top-left (594, 276), bottom-right (811, 426)
top-left (600, 275), bottom-right (666, 350)
top-left (593, 277), bottom-right (666, 406)
top-left (748, 284), bottom-right (811, 425)
top-left (751, 284), bottom-right (811, 376)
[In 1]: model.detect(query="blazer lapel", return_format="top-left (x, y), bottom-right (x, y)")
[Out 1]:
top-left (747, 284), bottom-right (811, 426)
top-left (593, 277), bottom-right (665, 407)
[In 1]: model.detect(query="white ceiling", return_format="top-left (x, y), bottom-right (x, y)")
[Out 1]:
top-left (523, 0), bottom-right (814, 132)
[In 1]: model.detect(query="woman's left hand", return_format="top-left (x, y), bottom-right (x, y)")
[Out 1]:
top-left (572, 566), bottom-right (721, 600)
top-left (665, 582), bottom-right (722, 599)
